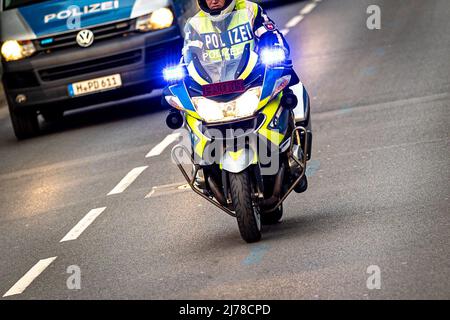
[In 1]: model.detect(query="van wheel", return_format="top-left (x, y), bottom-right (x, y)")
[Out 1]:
top-left (9, 106), bottom-right (39, 140)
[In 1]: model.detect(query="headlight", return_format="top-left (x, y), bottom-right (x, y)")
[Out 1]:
top-left (1, 40), bottom-right (36, 62)
top-left (136, 8), bottom-right (174, 32)
top-left (192, 87), bottom-right (262, 123)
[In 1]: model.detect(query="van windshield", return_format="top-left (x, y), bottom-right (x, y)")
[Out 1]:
top-left (3, 0), bottom-right (49, 10)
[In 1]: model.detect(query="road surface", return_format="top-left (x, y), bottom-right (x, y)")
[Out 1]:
top-left (0, 0), bottom-right (449, 299)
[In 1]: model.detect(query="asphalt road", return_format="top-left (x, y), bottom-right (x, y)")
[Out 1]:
top-left (0, 0), bottom-right (449, 300)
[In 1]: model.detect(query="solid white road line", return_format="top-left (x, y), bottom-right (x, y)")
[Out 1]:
top-left (300, 2), bottom-right (317, 15)
top-left (60, 207), bottom-right (107, 242)
top-left (107, 166), bottom-right (148, 195)
top-left (285, 15), bottom-right (304, 29)
top-left (3, 257), bottom-right (57, 297)
top-left (146, 133), bottom-right (181, 158)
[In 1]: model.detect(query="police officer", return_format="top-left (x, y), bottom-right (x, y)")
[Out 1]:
top-left (183, 0), bottom-right (290, 63)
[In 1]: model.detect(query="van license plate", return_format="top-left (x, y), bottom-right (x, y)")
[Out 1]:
top-left (68, 74), bottom-right (122, 97)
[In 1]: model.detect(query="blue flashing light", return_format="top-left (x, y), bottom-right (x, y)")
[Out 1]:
top-left (260, 48), bottom-right (286, 66)
top-left (163, 65), bottom-right (186, 82)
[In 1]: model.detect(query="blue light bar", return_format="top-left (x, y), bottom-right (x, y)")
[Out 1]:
top-left (260, 48), bottom-right (286, 66)
top-left (163, 65), bottom-right (186, 82)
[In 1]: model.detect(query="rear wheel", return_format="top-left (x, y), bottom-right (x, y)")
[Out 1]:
top-left (229, 171), bottom-right (261, 243)
top-left (9, 105), bottom-right (39, 140)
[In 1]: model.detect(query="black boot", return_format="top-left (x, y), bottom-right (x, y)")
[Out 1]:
top-left (294, 175), bottom-right (308, 193)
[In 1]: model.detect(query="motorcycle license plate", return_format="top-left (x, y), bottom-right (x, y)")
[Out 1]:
top-left (68, 74), bottom-right (122, 97)
top-left (202, 79), bottom-right (245, 97)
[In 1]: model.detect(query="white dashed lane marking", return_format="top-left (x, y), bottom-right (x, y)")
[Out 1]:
top-left (285, 15), bottom-right (304, 29)
top-left (300, 2), bottom-right (318, 15)
top-left (146, 132), bottom-right (181, 158)
top-left (60, 207), bottom-right (107, 242)
top-left (107, 166), bottom-right (148, 195)
top-left (281, 0), bottom-right (322, 35)
top-left (3, 257), bottom-right (57, 297)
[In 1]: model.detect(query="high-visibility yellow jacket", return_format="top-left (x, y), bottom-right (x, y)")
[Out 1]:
top-left (183, 0), bottom-right (289, 63)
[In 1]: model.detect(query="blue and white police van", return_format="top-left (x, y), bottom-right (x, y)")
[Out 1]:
top-left (0, 0), bottom-right (196, 139)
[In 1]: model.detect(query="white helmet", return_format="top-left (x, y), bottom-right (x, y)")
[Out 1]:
top-left (198, 0), bottom-right (237, 22)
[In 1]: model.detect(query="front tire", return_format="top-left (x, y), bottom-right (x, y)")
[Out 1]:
top-left (9, 105), bottom-right (39, 140)
top-left (229, 171), bottom-right (261, 243)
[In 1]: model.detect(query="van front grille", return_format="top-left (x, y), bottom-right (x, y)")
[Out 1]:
top-left (38, 50), bottom-right (142, 81)
top-left (35, 20), bottom-right (134, 52)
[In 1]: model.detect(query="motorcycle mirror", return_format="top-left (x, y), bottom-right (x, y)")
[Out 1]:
top-left (166, 111), bottom-right (184, 130)
top-left (281, 92), bottom-right (298, 110)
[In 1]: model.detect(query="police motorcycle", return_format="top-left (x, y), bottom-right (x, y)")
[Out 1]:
top-left (162, 11), bottom-right (312, 243)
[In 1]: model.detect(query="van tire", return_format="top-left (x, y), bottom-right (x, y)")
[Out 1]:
top-left (9, 106), bottom-right (39, 140)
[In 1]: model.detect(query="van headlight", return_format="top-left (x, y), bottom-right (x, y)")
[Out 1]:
top-left (1, 40), bottom-right (36, 62)
top-left (192, 87), bottom-right (262, 123)
top-left (136, 8), bottom-right (175, 31)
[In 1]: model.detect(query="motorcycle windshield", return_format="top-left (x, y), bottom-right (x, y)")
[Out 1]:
top-left (184, 10), bottom-right (255, 83)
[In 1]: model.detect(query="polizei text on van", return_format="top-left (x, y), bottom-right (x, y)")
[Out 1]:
top-left (44, 1), bottom-right (120, 24)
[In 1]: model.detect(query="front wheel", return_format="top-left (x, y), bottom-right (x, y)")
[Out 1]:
top-left (229, 171), bottom-right (261, 243)
top-left (9, 106), bottom-right (39, 140)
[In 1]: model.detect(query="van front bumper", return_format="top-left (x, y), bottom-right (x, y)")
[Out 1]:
top-left (1, 26), bottom-right (183, 112)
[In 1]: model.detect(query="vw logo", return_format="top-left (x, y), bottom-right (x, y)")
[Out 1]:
top-left (76, 29), bottom-right (94, 48)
